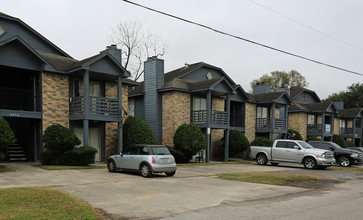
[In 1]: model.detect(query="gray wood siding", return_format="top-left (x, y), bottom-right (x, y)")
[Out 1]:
top-left (294, 91), bottom-right (320, 103)
top-left (0, 18), bottom-right (65, 56)
top-left (181, 67), bottom-right (223, 81)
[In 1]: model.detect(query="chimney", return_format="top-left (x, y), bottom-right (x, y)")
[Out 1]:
top-left (106, 44), bottom-right (122, 65)
top-left (144, 57), bottom-right (164, 144)
top-left (253, 83), bottom-right (270, 94)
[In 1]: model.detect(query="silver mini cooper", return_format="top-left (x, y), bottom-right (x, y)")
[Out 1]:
top-left (107, 144), bottom-right (177, 177)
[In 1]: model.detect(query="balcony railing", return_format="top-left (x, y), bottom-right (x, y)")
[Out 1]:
top-left (0, 87), bottom-right (35, 111)
top-left (70, 96), bottom-right (119, 116)
top-left (340, 127), bottom-right (362, 136)
top-left (307, 124), bottom-right (332, 134)
top-left (192, 110), bottom-right (228, 125)
top-left (256, 118), bottom-right (286, 130)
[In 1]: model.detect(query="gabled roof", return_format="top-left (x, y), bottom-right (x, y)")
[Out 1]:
top-left (289, 100), bottom-right (337, 113)
top-left (0, 12), bottom-right (71, 57)
top-left (130, 62), bottom-right (238, 97)
top-left (248, 91), bottom-right (292, 105)
top-left (0, 35), bottom-right (48, 64)
top-left (338, 108), bottom-right (363, 118)
top-left (289, 86), bottom-right (321, 102)
top-left (37, 50), bottom-right (78, 71)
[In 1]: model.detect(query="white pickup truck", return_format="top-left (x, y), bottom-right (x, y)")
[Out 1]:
top-left (249, 139), bottom-right (335, 169)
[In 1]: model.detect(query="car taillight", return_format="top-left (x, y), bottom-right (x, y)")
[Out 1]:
top-left (152, 157), bottom-right (156, 163)
top-left (172, 156), bottom-right (175, 163)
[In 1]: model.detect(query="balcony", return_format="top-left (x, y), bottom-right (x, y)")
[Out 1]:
top-left (0, 87), bottom-right (36, 111)
top-left (340, 127), bottom-right (362, 138)
top-left (256, 118), bottom-right (286, 131)
top-left (192, 110), bottom-right (228, 126)
top-left (307, 124), bottom-right (332, 135)
top-left (70, 96), bottom-right (119, 120)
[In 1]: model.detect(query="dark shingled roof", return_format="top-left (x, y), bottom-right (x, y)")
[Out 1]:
top-left (338, 108), bottom-right (363, 118)
top-left (129, 62), bottom-right (235, 96)
top-left (37, 51), bottom-right (78, 71)
top-left (289, 101), bottom-right (334, 112)
top-left (289, 86), bottom-right (320, 101)
top-left (248, 91), bottom-right (285, 103)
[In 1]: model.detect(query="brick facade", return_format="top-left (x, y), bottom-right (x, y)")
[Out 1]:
top-left (104, 82), bottom-right (129, 159)
top-left (42, 72), bottom-right (69, 129)
top-left (245, 103), bottom-right (256, 143)
top-left (288, 112), bottom-right (308, 140)
top-left (162, 91), bottom-right (191, 146)
top-left (334, 117), bottom-right (340, 135)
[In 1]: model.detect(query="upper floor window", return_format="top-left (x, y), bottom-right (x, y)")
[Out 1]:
top-left (256, 107), bottom-right (269, 118)
top-left (193, 97), bottom-right (206, 111)
top-left (74, 79), bottom-right (102, 97)
top-left (0, 25), bottom-right (4, 36)
top-left (340, 119), bottom-right (346, 128)
top-left (128, 99), bottom-right (135, 116)
top-left (308, 114), bottom-right (316, 125)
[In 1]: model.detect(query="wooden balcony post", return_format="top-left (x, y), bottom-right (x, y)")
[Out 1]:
top-left (83, 69), bottom-right (89, 146)
top-left (117, 75), bottom-right (123, 154)
top-left (224, 129), bottom-right (230, 162)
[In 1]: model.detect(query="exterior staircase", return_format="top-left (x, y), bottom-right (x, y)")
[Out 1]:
top-left (6, 143), bottom-right (27, 162)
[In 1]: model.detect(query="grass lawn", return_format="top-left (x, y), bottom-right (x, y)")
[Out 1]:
top-left (0, 187), bottom-right (109, 219)
top-left (218, 172), bottom-right (329, 187)
top-left (328, 166), bottom-right (363, 172)
top-left (34, 165), bottom-right (107, 170)
top-left (0, 165), bottom-right (14, 172)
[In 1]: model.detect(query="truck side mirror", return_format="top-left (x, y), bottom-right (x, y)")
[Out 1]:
top-left (294, 146), bottom-right (300, 150)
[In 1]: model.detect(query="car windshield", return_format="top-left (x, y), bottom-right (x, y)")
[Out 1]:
top-left (151, 146), bottom-right (171, 155)
top-left (329, 142), bottom-right (342, 149)
top-left (298, 141), bottom-right (314, 149)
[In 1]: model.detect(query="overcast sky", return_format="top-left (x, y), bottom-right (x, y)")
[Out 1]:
top-left (3, 0), bottom-right (363, 99)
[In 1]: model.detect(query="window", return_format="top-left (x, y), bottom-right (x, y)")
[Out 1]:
top-left (137, 147), bottom-right (150, 155)
top-left (256, 107), bottom-right (269, 118)
top-left (73, 79), bottom-right (102, 97)
top-left (276, 141), bottom-right (286, 148)
top-left (128, 99), bottom-right (135, 116)
top-left (0, 25), bottom-right (4, 36)
top-left (151, 146), bottom-right (171, 155)
top-left (286, 142), bottom-right (296, 149)
top-left (122, 146), bottom-right (138, 155)
top-left (308, 114), bottom-right (316, 124)
top-left (193, 97), bottom-right (207, 111)
top-left (340, 119), bottom-right (346, 128)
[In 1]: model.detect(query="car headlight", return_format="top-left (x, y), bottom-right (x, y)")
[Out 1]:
top-left (350, 153), bottom-right (358, 158)
top-left (317, 153), bottom-right (326, 158)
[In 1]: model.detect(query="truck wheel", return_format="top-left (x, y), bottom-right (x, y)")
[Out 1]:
top-left (256, 154), bottom-right (268, 165)
top-left (338, 156), bottom-right (351, 167)
top-left (303, 157), bottom-right (317, 169)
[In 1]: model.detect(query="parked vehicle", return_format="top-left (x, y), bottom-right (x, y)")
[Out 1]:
top-left (250, 139), bottom-right (335, 169)
top-left (309, 141), bottom-right (363, 167)
top-left (107, 144), bottom-right (177, 177)
top-left (347, 147), bottom-right (363, 153)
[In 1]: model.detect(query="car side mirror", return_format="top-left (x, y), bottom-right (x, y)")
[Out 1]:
top-left (294, 146), bottom-right (301, 150)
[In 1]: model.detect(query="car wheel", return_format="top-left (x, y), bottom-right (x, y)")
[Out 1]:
top-left (256, 154), bottom-right (268, 165)
top-left (107, 160), bottom-right (116, 173)
top-left (338, 156), bottom-right (351, 167)
top-left (271, 162), bottom-right (279, 166)
top-left (140, 164), bottom-right (152, 178)
top-left (165, 171), bottom-right (176, 177)
top-left (303, 157), bottom-right (317, 169)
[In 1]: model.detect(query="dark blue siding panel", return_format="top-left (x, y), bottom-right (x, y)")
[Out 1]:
top-left (294, 92), bottom-right (319, 103)
top-left (134, 97), bottom-right (144, 120)
top-left (0, 19), bottom-right (65, 56)
top-left (89, 57), bottom-right (123, 76)
top-left (181, 67), bottom-right (223, 81)
top-left (0, 40), bottom-right (42, 70)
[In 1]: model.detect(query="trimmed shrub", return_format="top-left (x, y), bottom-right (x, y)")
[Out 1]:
top-left (66, 146), bottom-right (98, 166)
top-left (306, 136), bottom-right (321, 142)
top-left (43, 124), bottom-right (81, 154)
top-left (287, 129), bottom-right (303, 140)
top-left (167, 146), bottom-right (189, 163)
top-left (0, 116), bottom-right (15, 151)
top-left (227, 130), bottom-right (250, 157)
top-left (345, 140), bottom-right (356, 148)
top-left (123, 116), bottom-right (157, 146)
top-left (40, 151), bottom-right (67, 165)
top-left (251, 137), bottom-right (273, 147)
top-left (173, 123), bottom-right (206, 160)
top-left (333, 134), bottom-right (346, 148)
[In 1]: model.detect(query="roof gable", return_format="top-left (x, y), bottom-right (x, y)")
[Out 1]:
top-left (289, 86), bottom-right (321, 102)
top-left (0, 36), bottom-right (47, 70)
top-left (249, 92), bottom-right (292, 105)
top-left (0, 12), bottom-right (70, 57)
top-left (338, 108), bottom-right (363, 118)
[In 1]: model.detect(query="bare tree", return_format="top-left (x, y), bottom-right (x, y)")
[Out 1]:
top-left (110, 21), bottom-right (167, 81)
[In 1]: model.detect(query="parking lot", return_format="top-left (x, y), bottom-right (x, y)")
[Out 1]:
top-left (1, 162), bottom-right (363, 219)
